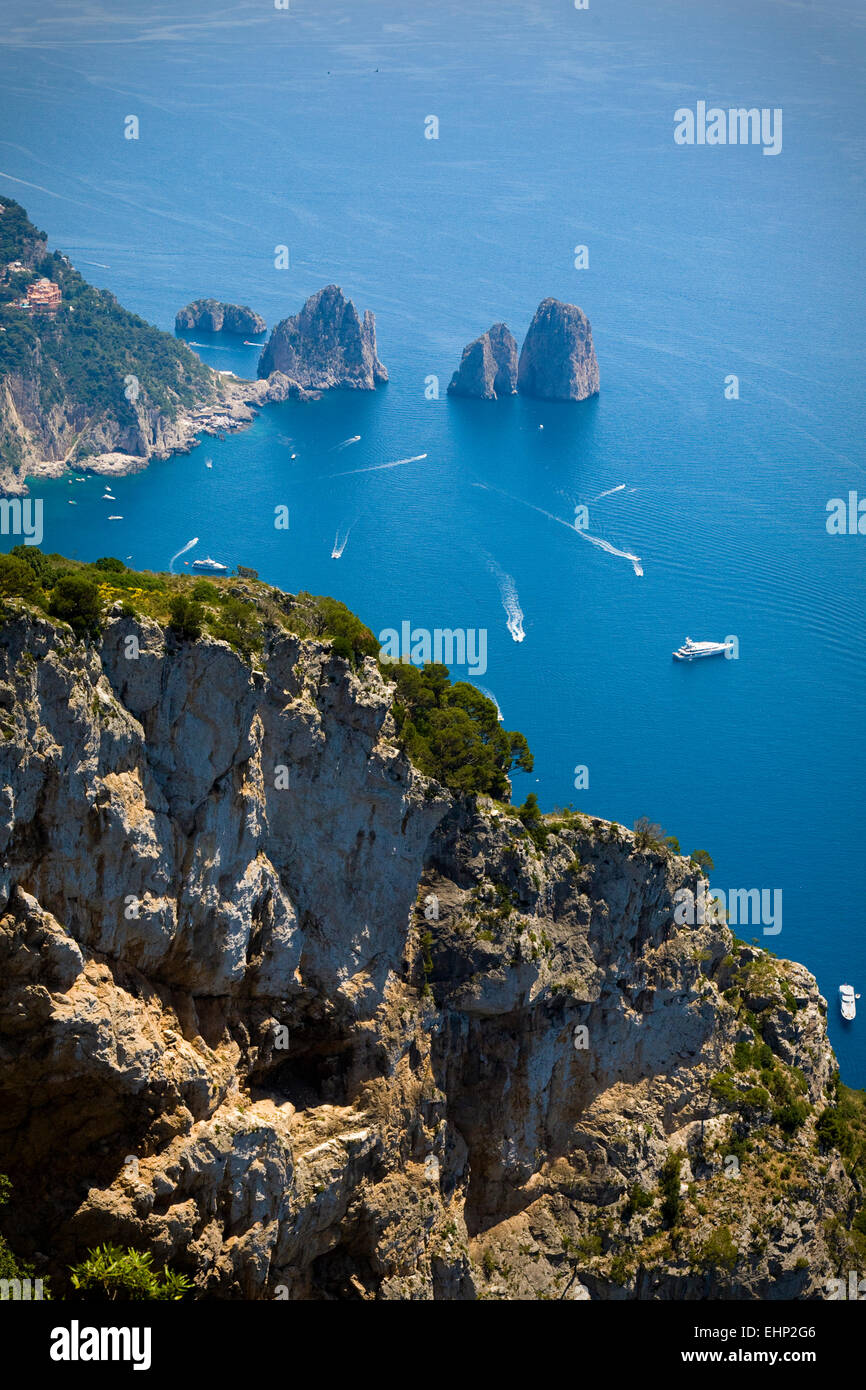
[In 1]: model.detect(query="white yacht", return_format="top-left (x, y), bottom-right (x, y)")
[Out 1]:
top-left (192, 556), bottom-right (228, 573)
top-left (673, 636), bottom-right (732, 661)
top-left (839, 984), bottom-right (859, 1021)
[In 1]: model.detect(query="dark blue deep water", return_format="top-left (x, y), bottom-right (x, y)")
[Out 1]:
top-left (1, 0), bottom-right (864, 1080)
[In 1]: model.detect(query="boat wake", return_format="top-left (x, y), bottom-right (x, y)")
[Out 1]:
top-left (475, 483), bottom-right (643, 577)
top-left (331, 521), bottom-right (356, 558)
top-left (169, 536), bottom-right (198, 574)
top-left (476, 685), bottom-right (505, 722)
top-left (332, 434), bottom-right (361, 451)
top-left (485, 553), bottom-right (525, 642)
top-left (330, 452), bottom-right (427, 479)
top-left (594, 483), bottom-right (626, 500)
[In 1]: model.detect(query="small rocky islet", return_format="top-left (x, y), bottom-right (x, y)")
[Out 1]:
top-left (257, 283), bottom-right (388, 392)
top-left (175, 298), bottom-right (267, 336)
top-left (448, 299), bottom-right (600, 402)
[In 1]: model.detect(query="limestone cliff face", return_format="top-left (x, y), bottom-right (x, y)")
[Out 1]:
top-left (517, 298), bottom-right (600, 401)
top-left (0, 604), bottom-right (857, 1300)
top-left (176, 300), bottom-right (267, 335)
top-left (447, 324), bottom-right (518, 399)
top-left (258, 286), bottom-right (388, 391)
top-left (0, 371), bottom-right (316, 495)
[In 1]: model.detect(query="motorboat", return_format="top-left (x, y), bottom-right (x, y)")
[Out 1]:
top-left (192, 556), bottom-right (228, 573)
top-left (673, 636), bottom-right (732, 661)
top-left (839, 984), bottom-right (859, 1021)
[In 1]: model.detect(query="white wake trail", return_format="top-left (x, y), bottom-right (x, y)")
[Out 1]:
top-left (332, 434), bottom-right (361, 451)
top-left (594, 483), bottom-right (626, 499)
top-left (484, 553), bottom-right (525, 642)
top-left (475, 483), bottom-right (643, 577)
top-left (331, 521), bottom-right (355, 558)
top-left (477, 686), bottom-right (505, 722)
top-left (169, 537), bottom-right (198, 574)
top-left (330, 452), bottom-right (427, 479)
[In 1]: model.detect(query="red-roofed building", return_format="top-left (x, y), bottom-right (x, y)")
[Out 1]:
top-left (25, 278), bottom-right (61, 314)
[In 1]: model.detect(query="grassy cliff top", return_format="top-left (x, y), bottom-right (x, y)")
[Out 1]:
top-left (0, 546), bottom-right (533, 801)
top-left (0, 198), bottom-right (215, 467)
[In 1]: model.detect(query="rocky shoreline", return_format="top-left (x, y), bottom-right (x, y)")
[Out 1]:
top-left (0, 370), bottom-right (319, 496)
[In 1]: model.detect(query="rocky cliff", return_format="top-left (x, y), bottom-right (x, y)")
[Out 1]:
top-left (517, 298), bottom-right (600, 402)
top-left (176, 300), bottom-right (266, 335)
top-left (447, 323), bottom-right (518, 399)
top-left (0, 581), bottom-right (861, 1301)
top-left (0, 369), bottom-right (316, 495)
top-left (258, 286), bottom-right (388, 391)
top-left (0, 200), bottom-right (321, 495)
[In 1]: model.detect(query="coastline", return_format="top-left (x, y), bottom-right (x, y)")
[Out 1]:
top-left (0, 370), bottom-right (319, 497)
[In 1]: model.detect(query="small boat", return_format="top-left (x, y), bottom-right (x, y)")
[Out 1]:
top-left (205, 459), bottom-right (213, 469)
top-left (68, 499), bottom-right (76, 505)
top-left (108, 515), bottom-right (123, 520)
top-left (839, 984), bottom-right (860, 1021)
top-left (243, 340), bottom-right (266, 347)
top-left (192, 556), bottom-right (228, 573)
top-left (673, 636), bottom-right (732, 662)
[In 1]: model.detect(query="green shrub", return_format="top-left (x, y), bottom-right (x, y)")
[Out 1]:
top-left (167, 594), bottom-right (204, 641)
top-left (208, 595), bottom-right (260, 658)
top-left (624, 1184), bottom-right (654, 1220)
top-left (517, 793), bottom-right (547, 851)
top-left (312, 594), bottom-right (379, 664)
top-left (48, 573), bottom-right (101, 639)
top-left (695, 1225), bottom-right (738, 1273)
top-left (68, 1244), bottom-right (194, 1301)
top-left (659, 1152), bottom-right (683, 1226)
top-left (190, 579), bottom-right (219, 602)
top-left (690, 849), bottom-right (715, 873)
top-left (387, 661), bottom-right (533, 800)
top-left (0, 552), bottom-right (42, 605)
top-left (329, 635), bottom-right (353, 662)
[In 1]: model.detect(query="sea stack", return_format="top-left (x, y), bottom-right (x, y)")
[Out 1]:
top-left (258, 285), bottom-right (388, 391)
top-left (175, 299), bottom-right (267, 335)
top-left (517, 298), bottom-right (599, 401)
top-left (447, 323), bottom-right (518, 399)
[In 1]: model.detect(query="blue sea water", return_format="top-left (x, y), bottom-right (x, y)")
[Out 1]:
top-left (1, 0), bottom-right (865, 1080)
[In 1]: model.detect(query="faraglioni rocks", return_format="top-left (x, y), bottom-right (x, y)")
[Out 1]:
top-left (175, 299), bottom-right (267, 335)
top-left (0, 573), bottom-right (861, 1300)
top-left (447, 322), bottom-right (518, 399)
top-left (517, 297), bottom-right (600, 401)
top-left (258, 284), bottom-right (388, 391)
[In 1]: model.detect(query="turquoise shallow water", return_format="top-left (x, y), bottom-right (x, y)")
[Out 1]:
top-left (1, 0), bottom-right (865, 1080)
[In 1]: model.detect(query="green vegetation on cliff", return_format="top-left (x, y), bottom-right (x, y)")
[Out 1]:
top-left (0, 548), bottom-right (534, 802)
top-left (387, 660), bottom-right (533, 799)
top-left (0, 197), bottom-right (214, 471)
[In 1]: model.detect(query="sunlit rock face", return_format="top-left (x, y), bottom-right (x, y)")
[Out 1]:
top-left (258, 285), bottom-right (387, 391)
top-left (448, 323), bottom-right (518, 399)
top-left (0, 604), bottom-right (848, 1300)
top-left (517, 298), bottom-right (600, 401)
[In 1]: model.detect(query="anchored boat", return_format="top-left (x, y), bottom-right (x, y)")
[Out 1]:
top-left (839, 984), bottom-right (860, 1021)
top-left (192, 556), bottom-right (228, 573)
top-left (673, 636), bottom-right (732, 662)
